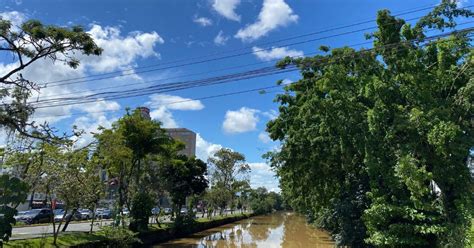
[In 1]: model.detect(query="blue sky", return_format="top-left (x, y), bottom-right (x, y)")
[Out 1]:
top-left (0, 0), bottom-right (464, 192)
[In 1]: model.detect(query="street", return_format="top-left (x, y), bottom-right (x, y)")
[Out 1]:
top-left (11, 210), bottom-right (243, 240)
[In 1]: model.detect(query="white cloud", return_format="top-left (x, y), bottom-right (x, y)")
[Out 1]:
top-left (0, 11), bottom-right (25, 26)
top-left (148, 94), bottom-right (204, 111)
top-left (196, 133), bottom-right (223, 161)
top-left (150, 106), bottom-right (178, 128)
top-left (84, 25), bottom-right (164, 73)
top-left (222, 107), bottom-right (259, 134)
top-left (72, 114), bottom-right (117, 148)
top-left (214, 30), bottom-right (229, 46)
top-left (235, 0), bottom-right (298, 42)
top-left (248, 162), bottom-right (280, 192)
top-left (252, 46), bottom-right (303, 61)
top-left (193, 16), bottom-right (213, 27)
top-left (449, 0), bottom-right (469, 7)
top-left (262, 109), bottom-right (278, 120)
top-left (1, 19), bottom-right (164, 126)
top-left (258, 131), bottom-right (272, 143)
top-left (212, 0), bottom-right (241, 21)
top-left (147, 94), bottom-right (204, 128)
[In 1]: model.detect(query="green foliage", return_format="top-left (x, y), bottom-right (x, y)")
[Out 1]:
top-left (249, 187), bottom-right (283, 215)
top-left (172, 213), bottom-right (197, 232)
top-left (129, 192), bottom-right (154, 232)
top-left (208, 148), bottom-right (250, 212)
top-left (0, 18), bottom-right (101, 137)
top-left (267, 2), bottom-right (474, 247)
top-left (95, 108), bottom-right (172, 229)
top-left (158, 155), bottom-right (208, 214)
top-left (0, 175), bottom-right (29, 245)
top-left (101, 226), bottom-right (140, 248)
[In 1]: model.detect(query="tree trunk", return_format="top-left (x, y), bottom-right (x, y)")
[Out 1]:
top-left (90, 204), bottom-right (97, 233)
top-left (62, 208), bottom-right (77, 232)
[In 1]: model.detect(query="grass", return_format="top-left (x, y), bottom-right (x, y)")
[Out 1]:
top-left (4, 232), bottom-right (107, 248)
top-left (470, 221), bottom-right (474, 248)
top-left (5, 213), bottom-right (252, 247)
top-left (13, 220), bottom-right (93, 228)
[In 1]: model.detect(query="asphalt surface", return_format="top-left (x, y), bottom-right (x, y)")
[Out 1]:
top-left (11, 210), bottom-right (244, 240)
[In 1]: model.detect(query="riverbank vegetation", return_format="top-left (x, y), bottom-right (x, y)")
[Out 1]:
top-left (266, 1), bottom-right (474, 247)
top-left (4, 213), bottom-right (252, 248)
top-left (0, 18), bottom-right (281, 245)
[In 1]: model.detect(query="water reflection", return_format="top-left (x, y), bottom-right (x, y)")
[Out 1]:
top-left (153, 212), bottom-right (335, 248)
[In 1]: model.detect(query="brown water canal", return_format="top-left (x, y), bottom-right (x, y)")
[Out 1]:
top-left (153, 212), bottom-right (335, 248)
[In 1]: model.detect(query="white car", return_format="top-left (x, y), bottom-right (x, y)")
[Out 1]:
top-left (78, 209), bottom-right (92, 220)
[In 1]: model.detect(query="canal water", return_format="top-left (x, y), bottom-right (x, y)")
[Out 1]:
top-left (153, 212), bottom-right (335, 248)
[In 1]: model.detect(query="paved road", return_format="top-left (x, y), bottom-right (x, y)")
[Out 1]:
top-left (11, 210), bottom-right (246, 240)
top-left (11, 220), bottom-right (113, 240)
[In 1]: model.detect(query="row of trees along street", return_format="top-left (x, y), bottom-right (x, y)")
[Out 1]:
top-left (0, 108), bottom-right (283, 246)
top-left (1, 1), bottom-right (473, 248)
top-left (0, 17), bottom-right (283, 247)
top-left (266, 1), bottom-right (474, 248)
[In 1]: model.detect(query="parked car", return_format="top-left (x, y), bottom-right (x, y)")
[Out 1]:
top-left (16, 209), bottom-right (53, 224)
top-left (94, 208), bottom-right (105, 216)
top-left (53, 209), bottom-right (81, 222)
top-left (96, 208), bottom-right (112, 219)
top-left (151, 207), bottom-right (160, 215)
top-left (78, 209), bottom-right (92, 220)
top-left (163, 208), bottom-right (172, 214)
top-left (14, 211), bottom-right (29, 222)
top-left (122, 208), bottom-right (130, 216)
top-left (180, 208), bottom-right (188, 215)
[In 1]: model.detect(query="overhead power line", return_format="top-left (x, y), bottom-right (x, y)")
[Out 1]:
top-left (26, 27), bottom-right (474, 113)
top-left (33, 4), bottom-right (452, 87)
top-left (34, 19), bottom-right (474, 100)
top-left (31, 84), bottom-right (285, 119)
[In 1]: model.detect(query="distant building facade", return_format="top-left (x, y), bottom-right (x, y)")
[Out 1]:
top-left (165, 128), bottom-right (196, 158)
top-left (137, 106), bottom-right (151, 120)
top-left (135, 107), bottom-right (197, 158)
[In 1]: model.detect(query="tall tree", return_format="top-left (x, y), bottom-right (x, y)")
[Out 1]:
top-left (208, 148), bottom-right (250, 214)
top-left (94, 108), bottom-right (172, 230)
top-left (0, 175), bottom-right (28, 247)
top-left (0, 18), bottom-right (101, 137)
top-left (267, 1), bottom-right (474, 247)
top-left (158, 153), bottom-right (208, 217)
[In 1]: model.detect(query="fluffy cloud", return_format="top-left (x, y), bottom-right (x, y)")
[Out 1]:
top-left (196, 133), bottom-right (223, 161)
top-left (258, 131), bottom-right (271, 143)
top-left (212, 0), bottom-right (241, 21)
top-left (147, 94), bottom-right (204, 128)
top-left (1, 17), bottom-right (165, 125)
top-left (84, 25), bottom-right (164, 73)
top-left (252, 46), bottom-right (303, 61)
top-left (450, 0), bottom-right (469, 7)
top-left (72, 114), bottom-right (117, 148)
top-left (235, 0), bottom-right (298, 42)
top-left (262, 109), bottom-right (278, 120)
top-left (0, 11), bottom-right (25, 26)
top-left (148, 94), bottom-right (204, 111)
top-left (214, 30), bottom-right (229, 46)
top-left (193, 16), bottom-right (213, 27)
top-left (248, 162), bottom-right (280, 192)
top-left (222, 107), bottom-right (259, 134)
top-left (149, 106), bottom-right (178, 128)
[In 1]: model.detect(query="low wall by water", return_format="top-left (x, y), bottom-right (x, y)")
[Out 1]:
top-left (71, 213), bottom-right (254, 248)
top-left (139, 214), bottom-right (254, 246)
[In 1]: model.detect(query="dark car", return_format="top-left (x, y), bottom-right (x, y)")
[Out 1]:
top-left (16, 209), bottom-right (53, 224)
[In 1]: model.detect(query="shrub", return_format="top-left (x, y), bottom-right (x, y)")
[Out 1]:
top-left (101, 226), bottom-right (140, 247)
top-left (129, 192), bottom-right (154, 232)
